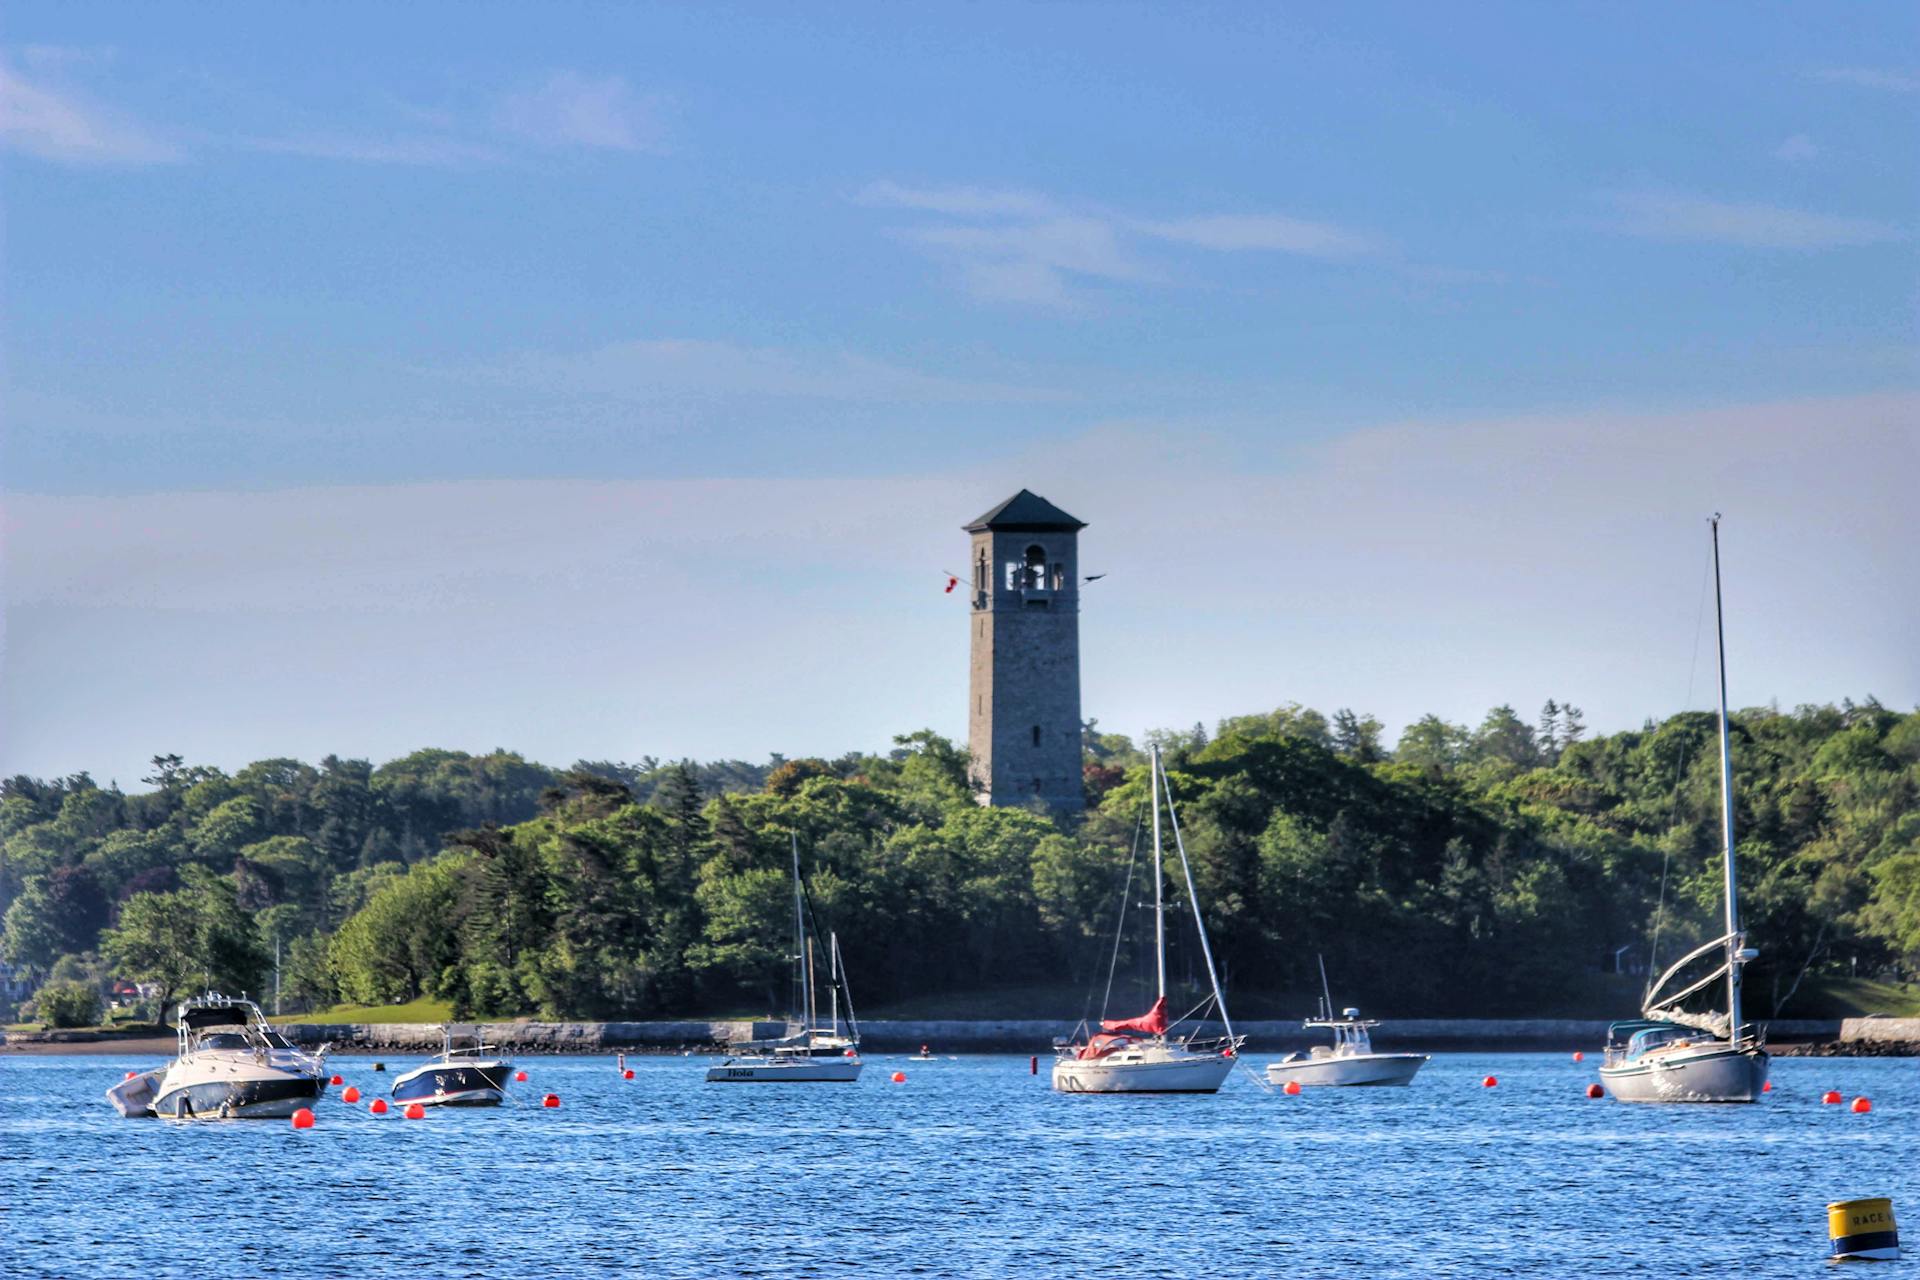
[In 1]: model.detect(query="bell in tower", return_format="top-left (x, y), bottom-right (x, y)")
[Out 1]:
top-left (964, 489), bottom-right (1086, 816)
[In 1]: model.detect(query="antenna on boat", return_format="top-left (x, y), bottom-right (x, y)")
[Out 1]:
top-left (1317, 954), bottom-right (1333, 1022)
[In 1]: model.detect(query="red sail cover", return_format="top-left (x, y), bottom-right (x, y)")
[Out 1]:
top-left (1101, 996), bottom-right (1168, 1036)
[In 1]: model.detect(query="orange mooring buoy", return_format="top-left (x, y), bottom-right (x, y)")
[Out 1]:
top-left (329, 1074), bottom-right (343, 1086)
top-left (404, 1102), bottom-right (425, 1120)
top-left (1823, 1090), bottom-right (1843, 1105)
top-left (1586, 1083), bottom-right (1604, 1098)
top-left (622, 1069), bottom-right (635, 1080)
top-left (342, 1086), bottom-right (361, 1104)
top-left (1283, 1080), bottom-right (1301, 1096)
top-left (1482, 1075), bottom-right (1498, 1088)
top-left (369, 1097), bottom-right (389, 1115)
top-left (1571, 1051), bottom-right (1584, 1063)
top-left (291, 1107), bottom-right (315, 1129)
top-left (543, 1093), bottom-right (560, 1108)
top-left (1762, 1080), bottom-right (1772, 1092)
top-left (1852, 1096), bottom-right (1873, 1114)
top-left (514, 1070), bottom-right (528, 1082)
top-left (891, 1071), bottom-right (907, 1083)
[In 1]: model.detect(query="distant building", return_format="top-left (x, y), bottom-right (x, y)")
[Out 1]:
top-left (964, 489), bottom-right (1086, 816)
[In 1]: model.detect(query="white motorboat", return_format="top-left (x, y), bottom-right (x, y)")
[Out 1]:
top-left (1599, 516), bottom-right (1769, 1104)
top-left (390, 1025), bottom-right (513, 1106)
top-left (1266, 1010), bottom-right (1428, 1088)
top-left (707, 834), bottom-right (864, 1083)
top-left (1054, 744), bottom-right (1244, 1094)
top-left (107, 993), bottom-right (328, 1119)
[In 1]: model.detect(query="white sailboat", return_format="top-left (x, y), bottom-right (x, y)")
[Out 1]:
top-left (1266, 958), bottom-right (1428, 1088)
top-left (1054, 744), bottom-right (1245, 1094)
top-left (1599, 515), bottom-right (1769, 1103)
top-left (707, 834), bottom-right (863, 1083)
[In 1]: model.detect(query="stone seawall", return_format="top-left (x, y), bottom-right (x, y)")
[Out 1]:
top-left (276, 1017), bottom-right (1844, 1054)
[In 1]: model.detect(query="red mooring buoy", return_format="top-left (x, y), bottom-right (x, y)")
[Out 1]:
top-left (1482, 1075), bottom-right (1498, 1088)
top-left (342, 1086), bottom-right (361, 1103)
top-left (124, 1070), bottom-right (137, 1080)
top-left (404, 1102), bottom-right (425, 1120)
top-left (1763, 1080), bottom-right (1773, 1093)
top-left (1029, 1055), bottom-right (1038, 1075)
top-left (1283, 1080), bottom-right (1302, 1096)
top-left (369, 1098), bottom-right (389, 1115)
top-left (1586, 1083), bottom-right (1604, 1099)
top-left (329, 1074), bottom-right (343, 1086)
top-left (891, 1071), bottom-right (907, 1084)
top-left (622, 1068), bottom-right (635, 1080)
top-left (1571, 1051), bottom-right (1584, 1063)
top-left (543, 1093), bottom-right (561, 1108)
top-left (1852, 1096), bottom-right (1873, 1114)
top-left (1823, 1090), bottom-right (1843, 1105)
top-left (291, 1107), bottom-right (315, 1129)
top-left (514, 1070), bottom-right (528, 1082)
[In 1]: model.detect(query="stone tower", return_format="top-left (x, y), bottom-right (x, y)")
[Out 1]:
top-left (965, 489), bottom-right (1086, 816)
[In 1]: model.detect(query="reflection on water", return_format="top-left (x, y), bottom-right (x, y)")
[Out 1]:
top-left (2, 1052), bottom-right (1915, 1277)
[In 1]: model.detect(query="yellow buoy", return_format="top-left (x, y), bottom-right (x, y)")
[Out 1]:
top-left (1828, 1198), bottom-right (1899, 1261)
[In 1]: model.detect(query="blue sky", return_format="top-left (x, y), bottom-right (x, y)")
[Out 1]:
top-left (3, 4), bottom-right (1916, 785)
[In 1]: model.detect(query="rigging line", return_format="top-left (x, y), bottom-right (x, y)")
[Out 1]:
top-left (1648, 536), bottom-right (1718, 983)
top-left (1093, 807), bottom-right (1146, 1026)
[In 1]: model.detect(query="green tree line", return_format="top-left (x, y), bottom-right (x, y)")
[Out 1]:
top-left (4, 700), bottom-right (1916, 1023)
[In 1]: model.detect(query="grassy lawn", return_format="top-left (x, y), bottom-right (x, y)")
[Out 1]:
top-left (269, 996), bottom-right (456, 1025)
top-left (1784, 977), bottom-right (1920, 1019)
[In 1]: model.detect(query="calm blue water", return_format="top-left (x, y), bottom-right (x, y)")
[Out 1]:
top-left (2, 1051), bottom-right (1915, 1278)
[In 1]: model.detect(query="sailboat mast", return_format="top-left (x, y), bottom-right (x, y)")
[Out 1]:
top-left (1710, 515), bottom-right (1744, 1041)
top-left (1151, 744), bottom-right (1166, 1003)
top-left (791, 833), bottom-right (806, 1033)
top-left (828, 932), bottom-right (840, 1034)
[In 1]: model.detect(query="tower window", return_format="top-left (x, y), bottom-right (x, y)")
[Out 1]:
top-left (1032, 724), bottom-right (1042, 748)
top-left (1024, 544), bottom-right (1047, 590)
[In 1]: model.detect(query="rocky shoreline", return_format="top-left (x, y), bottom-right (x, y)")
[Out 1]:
top-left (8, 1015), bottom-right (1908, 1056)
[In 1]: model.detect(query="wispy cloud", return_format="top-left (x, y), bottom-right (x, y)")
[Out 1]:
top-left (1812, 67), bottom-right (1919, 93)
top-left (1773, 133), bottom-right (1818, 163)
top-left (497, 72), bottom-right (665, 152)
top-left (463, 337), bottom-right (1069, 405)
top-left (243, 134), bottom-right (504, 167)
top-left (0, 63), bottom-right (178, 166)
top-left (860, 181), bottom-right (1379, 306)
top-left (1136, 213), bottom-right (1377, 256)
top-left (1602, 191), bottom-right (1901, 249)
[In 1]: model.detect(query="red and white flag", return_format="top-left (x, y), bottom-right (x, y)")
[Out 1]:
top-left (944, 575), bottom-right (959, 593)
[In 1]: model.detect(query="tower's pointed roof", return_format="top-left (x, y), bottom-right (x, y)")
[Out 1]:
top-left (964, 489), bottom-right (1087, 533)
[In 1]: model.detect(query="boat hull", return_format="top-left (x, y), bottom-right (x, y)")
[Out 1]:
top-left (1265, 1053), bottom-right (1428, 1087)
top-left (391, 1059), bottom-right (512, 1107)
top-left (1600, 1044), bottom-right (1768, 1103)
top-left (152, 1071), bottom-right (324, 1119)
top-left (706, 1058), bottom-right (864, 1082)
top-left (1053, 1053), bottom-right (1235, 1094)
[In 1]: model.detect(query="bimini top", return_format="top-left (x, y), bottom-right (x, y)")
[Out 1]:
top-left (964, 489), bottom-right (1086, 533)
top-left (174, 994), bottom-right (265, 1029)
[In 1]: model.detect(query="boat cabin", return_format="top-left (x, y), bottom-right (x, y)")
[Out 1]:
top-left (1291, 1008), bottom-right (1380, 1060)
